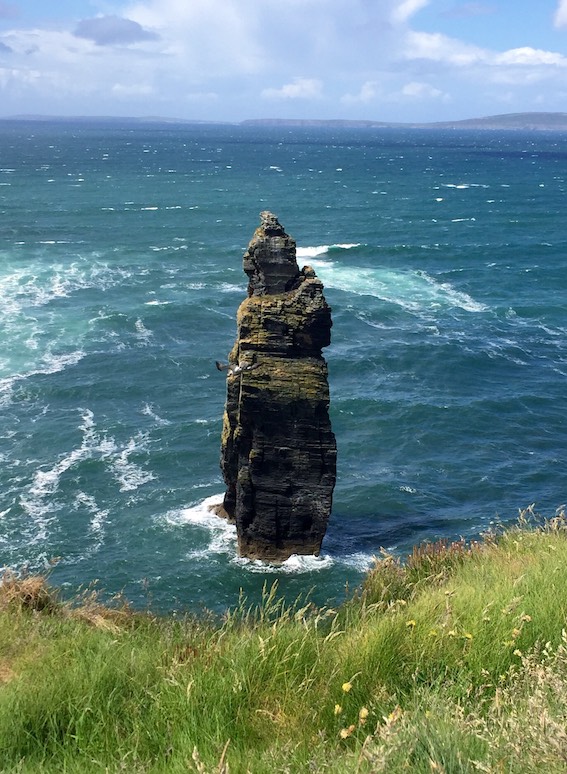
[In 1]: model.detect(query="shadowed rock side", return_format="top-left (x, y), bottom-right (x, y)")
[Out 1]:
top-left (215, 212), bottom-right (337, 561)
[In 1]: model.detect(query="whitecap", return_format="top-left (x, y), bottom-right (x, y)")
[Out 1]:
top-left (309, 260), bottom-right (487, 314)
top-left (134, 318), bottom-right (153, 343)
top-left (141, 403), bottom-right (171, 425)
top-left (20, 409), bottom-right (114, 540)
top-left (234, 553), bottom-right (334, 574)
top-left (219, 283), bottom-right (244, 293)
top-left (0, 350), bottom-right (85, 408)
top-left (111, 436), bottom-right (156, 492)
top-left (163, 495), bottom-right (237, 555)
top-left (75, 492), bottom-right (109, 539)
top-left (337, 552), bottom-right (376, 572)
top-left (297, 243), bottom-right (360, 261)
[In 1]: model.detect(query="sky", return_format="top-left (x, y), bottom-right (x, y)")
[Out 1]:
top-left (0, 1), bottom-right (567, 122)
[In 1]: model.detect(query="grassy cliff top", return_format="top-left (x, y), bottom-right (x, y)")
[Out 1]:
top-left (1, 509), bottom-right (567, 772)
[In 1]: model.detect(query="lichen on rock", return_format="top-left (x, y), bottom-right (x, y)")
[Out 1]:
top-left (214, 211), bottom-right (337, 561)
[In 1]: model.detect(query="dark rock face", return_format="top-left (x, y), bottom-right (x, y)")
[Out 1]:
top-left (215, 212), bottom-right (337, 561)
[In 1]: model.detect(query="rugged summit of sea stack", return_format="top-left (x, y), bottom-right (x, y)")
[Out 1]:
top-left (214, 211), bottom-right (337, 561)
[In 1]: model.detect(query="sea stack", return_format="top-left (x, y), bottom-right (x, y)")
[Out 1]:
top-left (215, 211), bottom-right (337, 561)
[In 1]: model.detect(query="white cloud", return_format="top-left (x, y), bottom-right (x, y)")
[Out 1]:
top-left (555, 0), bottom-right (567, 27)
top-left (495, 47), bottom-right (567, 66)
top-left (401, 81), bottom-right (444, 99)
top-left (126, 0), bottom-right (265, 76)
top-left (404, 30), bottom-right (486, 65)
top-left (391, 0), bottom-right (430, 25)
top-left (261, 77), bottom-right (323, 100)
top-left (405, 31), bottom-right (567, 70)
top-left (341, 81), bottom-right (379, 104)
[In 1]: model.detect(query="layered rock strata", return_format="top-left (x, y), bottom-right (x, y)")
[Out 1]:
top-left (214, 211), bottom-right (337, 561)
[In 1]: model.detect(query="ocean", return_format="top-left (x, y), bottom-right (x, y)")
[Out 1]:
top-left (1, 119), bottom-right (566, 612)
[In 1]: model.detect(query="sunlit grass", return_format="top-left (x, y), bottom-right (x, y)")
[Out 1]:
top-left (1, 509), bottom-right (567, 772)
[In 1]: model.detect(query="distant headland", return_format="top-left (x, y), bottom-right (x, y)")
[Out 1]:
top-left (3, 111), bottom-right (567, 131)
top-left (241, 112), bottom-right (567, 131)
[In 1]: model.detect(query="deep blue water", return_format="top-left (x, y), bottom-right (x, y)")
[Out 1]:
top-left (1, 120), bottom-right (566, 612)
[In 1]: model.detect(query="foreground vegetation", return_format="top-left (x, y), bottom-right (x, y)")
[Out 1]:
top-left (2, 509), bottom-right (567, 772)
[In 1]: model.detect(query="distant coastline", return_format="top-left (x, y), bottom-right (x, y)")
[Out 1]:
top-left (241, 112), bottom-right (567, 131)
top-left (3, 111), bottom-right (567, 131)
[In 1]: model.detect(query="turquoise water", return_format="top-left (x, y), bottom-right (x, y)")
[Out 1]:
top-left (1, 120), bottom-right (566, 611)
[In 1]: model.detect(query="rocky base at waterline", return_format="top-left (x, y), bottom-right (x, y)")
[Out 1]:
top-left (213, 211), bottom-right (337, 561)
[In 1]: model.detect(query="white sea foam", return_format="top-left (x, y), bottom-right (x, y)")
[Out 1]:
top-left (234, 553), bottom-right (334, 574)
top-left (162, 495), bottom-right (375, 574)
top-left (0, 261), bottom-right (129, 314)
top-left (21, 411), bottom-right (156, 542)
top-left (111, 435), bottom-right (156, 492)
top-left (142, 403), bottom-right (171, 425)
top-left (296, 243), bottom-right (361, 261)
top-left (163, 495), bottom-right (237, 555)
top-left (307, 259), bottom-right (487, 314)
top-left (20, 410), bottom-right (107, 540)
top-left (75, 492), bottom-right (110, 540)
top-left (0, 350), bottom-right (85, 407)
top-left (219, 283), bottom-right (244, 294)
top-left (134, 318), bottom-right (153, 343)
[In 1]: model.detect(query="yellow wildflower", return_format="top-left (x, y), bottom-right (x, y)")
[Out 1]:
top-left (429, 628), bottom-right (438, 636)
top-left (513, 649), bottom-right (522, 657)
top-left (384, 706), bottom-right (403, 725)
top-left (512, 628), bottom-right (521, 639)
top-left (342, 682), bottom-right (352, 693)
top-left (359, 707), bottom-right (369, 724)
top-left (406, 619), bottom-right (416, 628)
top-left (334, 704), bottom-right (342, 715)
top-left (463, 632), bottom-right (473, 640)
top-left (339, 725), bottom-right (355, 739)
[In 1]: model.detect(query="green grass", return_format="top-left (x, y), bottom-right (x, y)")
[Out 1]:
top-left (2, 512), bottom-right (567, 772)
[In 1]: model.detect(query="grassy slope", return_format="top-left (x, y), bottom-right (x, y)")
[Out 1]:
top-left (1, 516), bottom-right (567, 773)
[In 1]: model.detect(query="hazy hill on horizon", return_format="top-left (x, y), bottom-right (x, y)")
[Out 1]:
top-left (3, 111), bottom-right (567, 131)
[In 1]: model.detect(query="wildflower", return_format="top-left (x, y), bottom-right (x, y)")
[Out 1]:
top-left (521, 614), bottom-right (532, 623)
top-left (339, 725), bottom-right (356, 739)
top-left (512, 628), bottom-right (521, 639)
top-left (429, 628), bottom-right (438, 636)
top-left (463, 632), bottom-right (473, 640)
top-left (334, 704), bottom-right (342, 715)
top-left (359, 707), bottom-right (369, 724)
top-left (384, 706), bottom-right (403, 725)
top-left (406, 619), bottom-right (416, 628)
top-left (513, 649), bottom-right (522, 657)
top-left (342, 682), bottom-right (352, 693)
top-left (448, 629), bottom-right (457, 637)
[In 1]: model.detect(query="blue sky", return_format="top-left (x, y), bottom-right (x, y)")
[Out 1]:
top-left (0, 1), bottom-right (566, 121)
